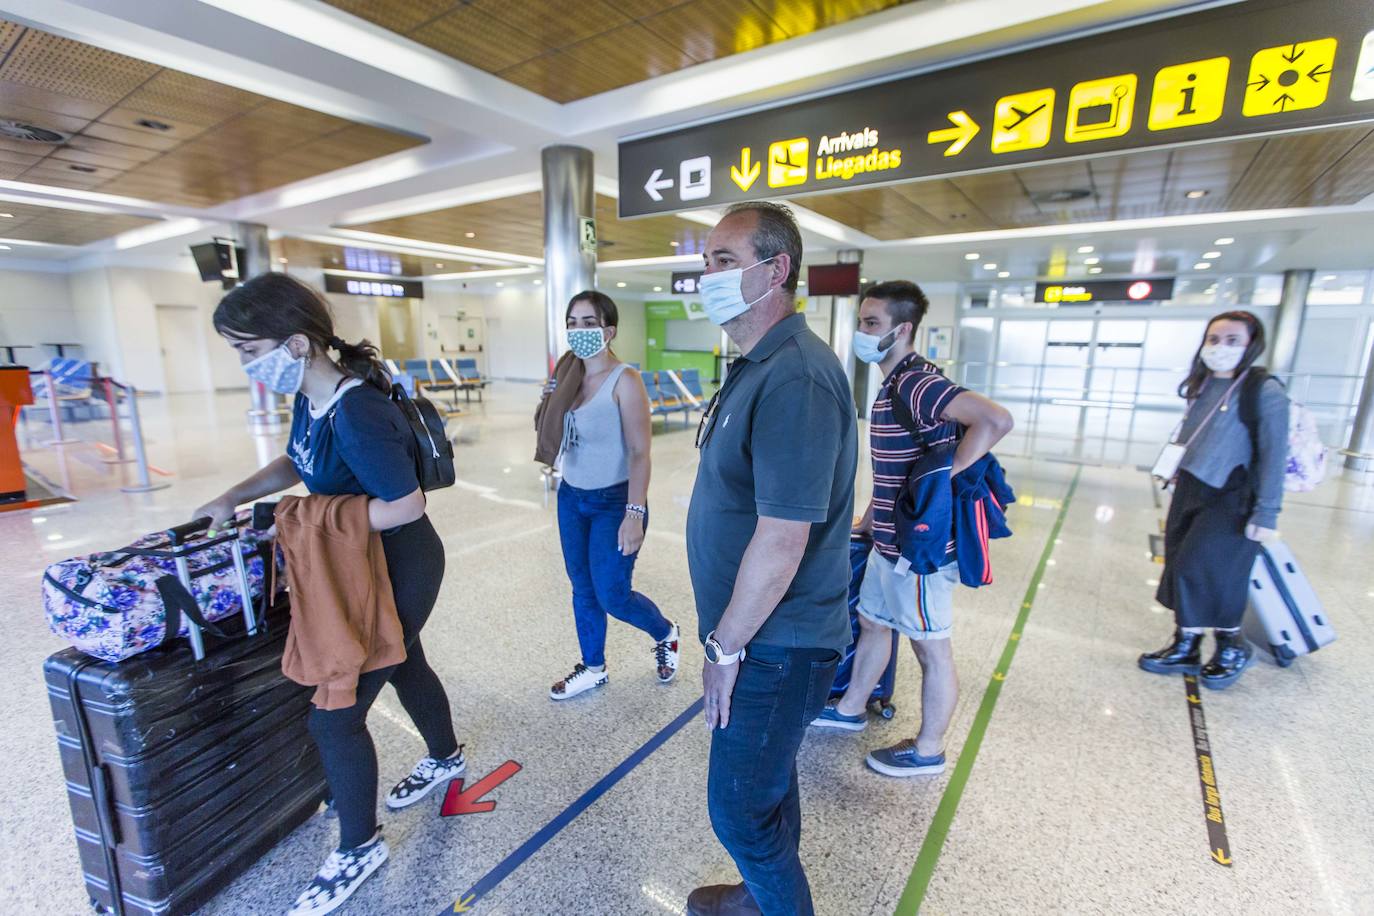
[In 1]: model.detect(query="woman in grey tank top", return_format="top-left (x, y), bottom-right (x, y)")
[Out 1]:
top-left (1139, 311), bottom-right (1288, 690)
top-left (545, 291), bottom-right (679, 701)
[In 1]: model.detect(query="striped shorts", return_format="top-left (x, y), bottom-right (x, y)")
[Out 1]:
top-left (857, 548), bottom-right (958, 641)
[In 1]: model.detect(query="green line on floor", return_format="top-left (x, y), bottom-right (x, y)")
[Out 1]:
top-left (894, 465), bottom-right (1081, 915)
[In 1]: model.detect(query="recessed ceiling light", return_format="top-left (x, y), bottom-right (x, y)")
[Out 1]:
top-left (670, 241), bottom-right (680, 248)
top-left (653, 286), bottom-right (663, 292)
top-left (1088, 266), bottom-right (1102, 274)
top-left (435, 262), bottom-right (444, 268)
top-left (1203, 251), bottom-right (1221, 259)
top-left (534, 278), bottom-right (543, 285)
top-left (277, 257), bottom-right (287, 264)
top-left (964, 252), bottom-right (980, 260)
top-left (1077, 245), bottom-right (1094, 254)
top-left (1185, 189), bottom-right (1208, 199)
top-left (0, 213), bottom-right (12, 218)
top-left (997, 271), bottom-right (1010, 278)
top-left (464, 232), bottom-right (476, 239)
top-left (616, 281), bottom-right (627, 288)
top-left (496, 281), bottom-right (504, 286)
top-left (982, 263), bottom-right (997, 270)
top-left (1193, 262), bottom-right (1211, 269)
top-left (1214, 237), bottom-right (1234, 245)
top-left (1084, 256), bottom-right (1100, 265)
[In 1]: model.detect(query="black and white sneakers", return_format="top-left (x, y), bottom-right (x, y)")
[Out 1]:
top-left (549, 662), bottom-right (609, 700)
top-left (287, 831), bottom-right (389, 916)
top-left (654, 622), bottom-right (680, 684)
top-left (385, 748), bottom-right (467, 810)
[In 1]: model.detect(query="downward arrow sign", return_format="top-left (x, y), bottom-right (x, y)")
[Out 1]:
top-left (441, 760), bottom-right (522, 816)
top-left (644, 168), bottom-right (673, 202)
top-left (731, 148), bottom-right (761, 191)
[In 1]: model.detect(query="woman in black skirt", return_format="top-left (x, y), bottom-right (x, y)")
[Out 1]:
top-left (1139, 310), bottom-right (1288, 689)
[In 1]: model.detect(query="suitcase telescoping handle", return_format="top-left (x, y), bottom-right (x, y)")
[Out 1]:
top-left (166, 517), bottom-right (261, 660)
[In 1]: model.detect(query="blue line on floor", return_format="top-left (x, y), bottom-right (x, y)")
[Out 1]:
top-left (442, 696), bottom-right (705, 914)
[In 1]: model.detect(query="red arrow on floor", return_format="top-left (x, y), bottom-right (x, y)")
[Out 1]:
top-left (441, 760), bottom-right (522, 816)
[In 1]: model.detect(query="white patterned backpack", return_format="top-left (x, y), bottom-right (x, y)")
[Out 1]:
top-left (1241, 372), bottom-right (1327, 493)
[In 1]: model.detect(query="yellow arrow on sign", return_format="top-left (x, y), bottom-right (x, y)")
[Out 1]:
top-left (1211, 847), bottom-right (1232, 866)
top-left (927, 111), bottom-right (980, 157)
top-left (731, 147), bottom-right (761, 191)
top-left (1188, 693), bottom-right (1201, 705)
top-left (454, 893), bottom-right (477, 912)
top-left (992, 671), bottom-right (1006, 681)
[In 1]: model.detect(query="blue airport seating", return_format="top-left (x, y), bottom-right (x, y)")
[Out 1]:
top-left (641, 370), bottom-right (692, 428)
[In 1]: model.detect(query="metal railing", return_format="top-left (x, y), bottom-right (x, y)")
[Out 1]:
top-left (944, 360), bottom-right (1366, 467)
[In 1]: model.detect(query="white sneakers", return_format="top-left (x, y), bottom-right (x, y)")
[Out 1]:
top-left (549, 662), bottom-right (610, 700)
top-left (551, 621), bottom-right (682, 699)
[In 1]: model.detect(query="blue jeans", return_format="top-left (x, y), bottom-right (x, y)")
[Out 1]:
top-left (707, 644), bottom-right (840, 916)
top-left (557, 480), bottom-right (671, 667)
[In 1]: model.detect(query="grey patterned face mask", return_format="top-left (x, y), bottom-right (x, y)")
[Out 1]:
top-left (242, 342), bottom-right (305, 395)
top-left (568, 328), bottom-right (608, 360)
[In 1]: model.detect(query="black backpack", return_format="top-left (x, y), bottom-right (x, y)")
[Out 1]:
top-left (390, 383), bottom-right (456, 492)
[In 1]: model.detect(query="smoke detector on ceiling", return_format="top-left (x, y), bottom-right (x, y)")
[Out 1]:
top-left (0, 119), bottom-right (69, 143)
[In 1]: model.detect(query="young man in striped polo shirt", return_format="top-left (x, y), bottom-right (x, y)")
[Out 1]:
top-left (812, 281), bottom-right (1012, 777)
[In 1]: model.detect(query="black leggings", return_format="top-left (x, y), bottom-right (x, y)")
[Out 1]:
top-left (306, 515), bottom-right (457, 849)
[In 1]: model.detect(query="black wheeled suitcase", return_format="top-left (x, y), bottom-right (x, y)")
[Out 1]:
top-left (830, 534), bottom-right (899, 719)
top-left (1245, 539), bottom-right (1336, 667)
top-left (45, 520), bottom-right (328, 916)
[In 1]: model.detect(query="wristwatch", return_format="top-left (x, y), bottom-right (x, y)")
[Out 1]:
top-left (704, 630), bottom-right (746, 665)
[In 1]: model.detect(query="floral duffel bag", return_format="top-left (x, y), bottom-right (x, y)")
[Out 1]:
top-left (43, 515), bottom-right (282, 663)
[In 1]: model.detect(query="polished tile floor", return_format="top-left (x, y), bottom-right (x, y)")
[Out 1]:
top-left (5, 384), bottom-right (1373, 915)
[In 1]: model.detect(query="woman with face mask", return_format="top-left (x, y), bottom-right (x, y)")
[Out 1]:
top-left (191, 273), bottom-right (463, 916)
top-left (1139, 310), bottom-right (1289, 689)
top-left (543, 290), bottom-right (679, 701)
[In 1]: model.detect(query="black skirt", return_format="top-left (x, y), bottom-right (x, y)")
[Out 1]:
top-left (1156, 468), bottom-right (1260, 629)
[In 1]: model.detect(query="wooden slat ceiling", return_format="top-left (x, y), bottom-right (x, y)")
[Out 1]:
top-left (344, 192), bottom-right (712, 261)
top-left (274, 238), bottom-right (492, 277)
top-left (0, 19), bottom-right (426, 209)
top-left (0, 199), bottom-right (157, 245)
top-left (796, 126), bottom-right (1374, 240)
top-left (321, 0), bottom-right (912, 103)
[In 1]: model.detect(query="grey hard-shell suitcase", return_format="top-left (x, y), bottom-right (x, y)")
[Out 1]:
top-left (45, 519), bottom-right (327, 915)
top-left (1246, 540), bottom-right (1336, 667)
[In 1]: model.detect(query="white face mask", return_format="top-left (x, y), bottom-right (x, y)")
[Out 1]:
top-left (567, 327), bottom-right (608, 360)
top-left (1200, 343), bottom-right (1245, 373)
top-left (853, 325), bottom-right (905, 364)
top-left (242, 341), bottom-right (305, 395)
top-left (698, 256), bottom-right (776, 326)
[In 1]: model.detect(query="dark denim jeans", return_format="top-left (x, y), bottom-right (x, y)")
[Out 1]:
top-left (707, 644), bottom-right (840, 916)
top-left (557, 480), bottom-right (672, 668)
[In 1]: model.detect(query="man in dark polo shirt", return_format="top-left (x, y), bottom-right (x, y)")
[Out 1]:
top-left (684, 201), bottom-right (857, 916)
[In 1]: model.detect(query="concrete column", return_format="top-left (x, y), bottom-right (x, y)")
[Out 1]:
top-left (234, 222), bottom-right (285, 427)
top-left (1343, 355), bottom-right (1374, 473)
top-left (541, 146), bottom-right (596, 374)
top-left (1269, 269), bottom-right (1311, 375)
top-left (827, 249), bottom-right (865, 416)
top-left (234, 222), bottom-right (273, 282)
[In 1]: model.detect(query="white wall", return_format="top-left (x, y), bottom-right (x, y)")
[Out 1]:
top-left (0, 269), bottom-right (78, 367)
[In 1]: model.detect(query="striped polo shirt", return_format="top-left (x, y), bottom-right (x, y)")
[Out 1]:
top-left (870, 353), bottom-right (965, 561)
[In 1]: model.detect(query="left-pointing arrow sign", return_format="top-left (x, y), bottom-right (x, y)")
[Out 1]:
top-left (644, 168), bottom-right (674, 201)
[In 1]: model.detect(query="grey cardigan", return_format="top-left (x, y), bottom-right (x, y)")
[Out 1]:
top-left (1178, 373), bottom-right (1288, 528)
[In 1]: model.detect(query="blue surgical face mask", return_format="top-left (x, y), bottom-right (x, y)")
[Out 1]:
top-left (568, 327), bottom-right (608, 360)
top-left (242, 341), bottom-right (305, 395)
top-left (698, 256), bottom-right (776, 326)
top-left (853, 325), bottom-right (905, 364)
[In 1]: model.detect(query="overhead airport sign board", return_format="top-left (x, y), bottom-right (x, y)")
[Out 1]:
top-left (324, 274), bottom-right (424, 299)
top-left (1035, 278), bottom-right (1175, 304)
top-left (618, 0), bottom-right (1374, 218)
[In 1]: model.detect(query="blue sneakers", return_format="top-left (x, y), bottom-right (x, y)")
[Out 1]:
top-left (866, 739), bottom-right (946, 777)
top-left (811, 703), bottom-right (867, 732)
